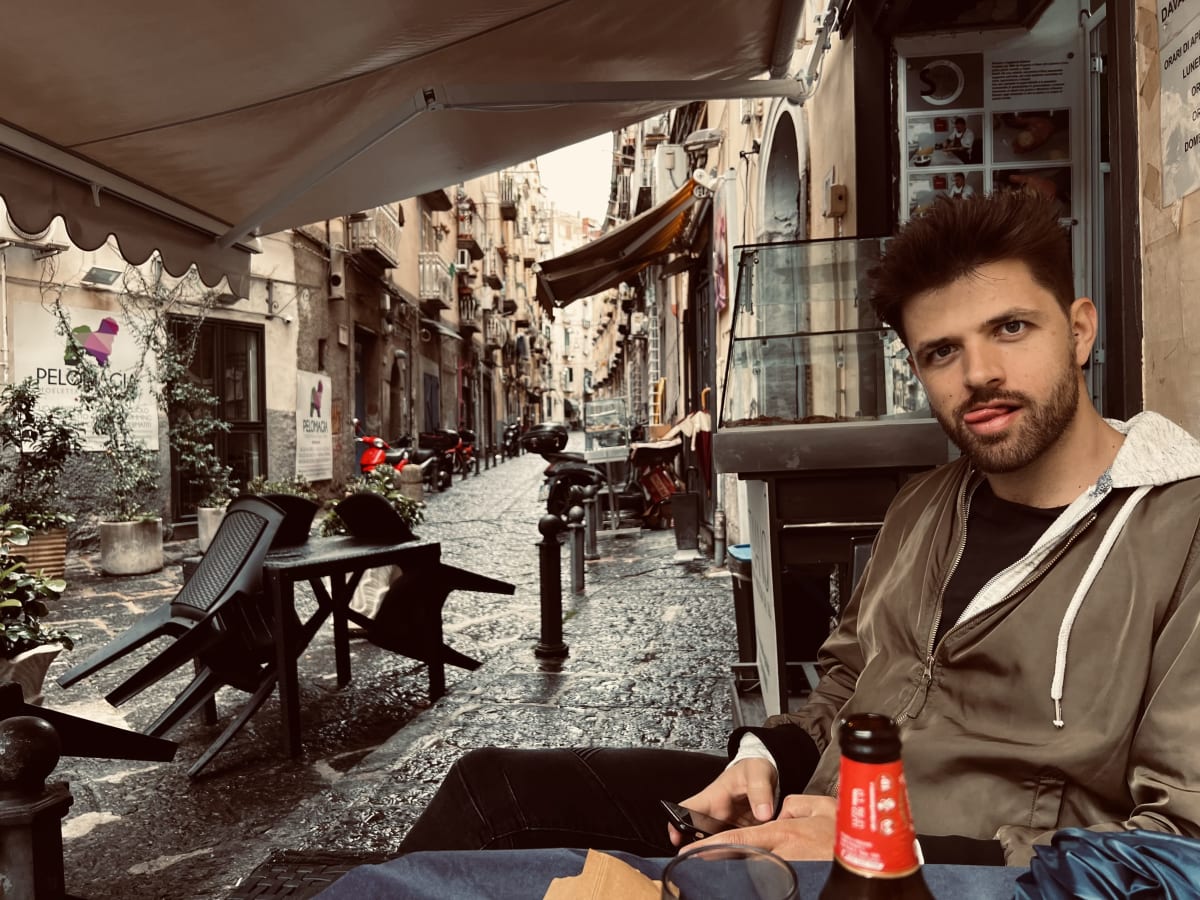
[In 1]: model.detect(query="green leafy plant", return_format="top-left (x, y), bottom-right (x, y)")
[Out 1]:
top-left (243, 474), bottom-right (319, 502)
top-left (319, 468), bottom-right (425, 536)
top-left (0, 507), bottom-right (76, 658)
top-left (159, 319), bottom-right (235, 508)
top-left (0, 378), bottom-right (85, 530)
top-left (48, 301), bottom-right (160, 522)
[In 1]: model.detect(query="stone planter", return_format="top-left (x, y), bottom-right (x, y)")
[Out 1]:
top-left (99, 518), bottom-right (163, 576)
top-left (196, 506), bottom-right (227, 552)
top-left (18, 528), bottom-right (69, 579)
top-left (0, 645), bottom-right (62, 706)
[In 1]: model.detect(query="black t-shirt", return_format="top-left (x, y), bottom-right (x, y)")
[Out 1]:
top-left (934, 479), bottom-right (1066, 648)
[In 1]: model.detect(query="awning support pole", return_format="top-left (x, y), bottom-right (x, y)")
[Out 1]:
top-left (217, 92), bottom-right (428, 248)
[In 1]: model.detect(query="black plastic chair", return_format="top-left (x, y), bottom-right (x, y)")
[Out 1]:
top-left (255, 493), bottom-right (319, 548)
top-left (138, 492), bottom-right (408, 777)
top-left (56, 496), bottom-right (286, 699)
top-left (137, 586), bottom-right (312, 777)
top-left (348, 563), bottom-right (515, 699)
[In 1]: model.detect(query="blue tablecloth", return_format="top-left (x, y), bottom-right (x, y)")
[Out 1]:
top-left (315, 848), bottom-right (1023, 899)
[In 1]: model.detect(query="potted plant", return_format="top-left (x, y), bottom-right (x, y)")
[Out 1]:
top-left (0, 508), bottom-right (75, 706)
top-left (243, 474), bottom-right (320, 502)
top-left (72, 341), bottom-right (164, 575)
top-left (158, 323), bottom-right (236, 551)
top-left (0, 378), bottom-right (85, 578)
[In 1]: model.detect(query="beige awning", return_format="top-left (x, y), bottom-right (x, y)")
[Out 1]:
top-left (536, 178), bottom-right (701, 310)
top-left (0, 1), bottom-right (807, 295)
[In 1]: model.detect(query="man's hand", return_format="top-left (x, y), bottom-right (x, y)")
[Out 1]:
top-left (666, 758), bottom-right (778, 847)
top-left (687, 794), bottom-right (837, 860)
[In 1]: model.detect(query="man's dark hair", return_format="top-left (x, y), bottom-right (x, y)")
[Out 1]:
top-left (869, 191), bottom-right (1074, 345)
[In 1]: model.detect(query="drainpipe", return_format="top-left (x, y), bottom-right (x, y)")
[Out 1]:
top-left (0, 242), bottom-right (10, 385)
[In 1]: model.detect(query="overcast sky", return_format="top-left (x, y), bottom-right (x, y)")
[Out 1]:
top-left (536, 132), bottom-right (613, 222)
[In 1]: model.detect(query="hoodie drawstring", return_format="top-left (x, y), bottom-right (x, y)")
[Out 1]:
top-left (1050, 486), bottom-right (1152, 728)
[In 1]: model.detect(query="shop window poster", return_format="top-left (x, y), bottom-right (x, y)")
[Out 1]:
top-left (992, 110), bottom-right (1070, 165)
top-left (904, 53), bottom-right (984, 113)
top-left (907, 113), bottom-right (984, 167)
top-left (908, 170), bottom-right (985, 216)
top-left (991, 166), bottom-right (1071, 214)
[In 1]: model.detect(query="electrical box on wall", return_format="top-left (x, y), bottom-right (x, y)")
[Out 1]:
top-left (822, 167), bottom-right (848, 218)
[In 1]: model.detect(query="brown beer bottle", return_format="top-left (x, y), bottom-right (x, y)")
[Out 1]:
top-left (819, 713), bottom-right (933, 899)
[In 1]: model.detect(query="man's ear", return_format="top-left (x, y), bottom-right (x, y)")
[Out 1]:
top-left (1068, 297), bottom-right (1098, 367)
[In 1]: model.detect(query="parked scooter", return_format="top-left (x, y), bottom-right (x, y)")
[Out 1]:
top-left (455, 427), bottom-right (477, 476)
top-left (354, 418), bottom-right (408, 475)
top-left (502, 421), bottom-right (522, 459)
top-left (391, 434), bottom-right (442, 492)
top-left (418, 427), bottom-right (460, 490)
top-left (539, 450), bottom-right (609, 518)
top-left (354, 419), bottom-right (439, 490)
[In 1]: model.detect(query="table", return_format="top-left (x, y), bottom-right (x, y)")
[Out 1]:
top-left (313, 848), bottom-right (1025, 899)
top-left (263, 535), bottom-right (441, 756)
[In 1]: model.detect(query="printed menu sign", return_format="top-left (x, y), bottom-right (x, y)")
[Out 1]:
top-left (295, 370), bottom-right (332, 481)
top-left (1159, 0), bottom-right (1200, 204)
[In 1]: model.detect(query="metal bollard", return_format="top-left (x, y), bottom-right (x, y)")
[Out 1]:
top-left (534, 514), bottom-right (569, 661)
top-left (567, 505), bottom-right (586, 594)
top-left (582, 484), bottom-right (600, 561)
top-left (0, 700), bottom-right (73, 900)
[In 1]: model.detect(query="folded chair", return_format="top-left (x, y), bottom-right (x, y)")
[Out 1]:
top-left (135, 493), bottom-right (387, 776)
top-left (56, 496), bottom-right (286, 699)
top-left (349, 562), bottom-right (515, 699)
top-left (331, 491), bottom-right (515, 697)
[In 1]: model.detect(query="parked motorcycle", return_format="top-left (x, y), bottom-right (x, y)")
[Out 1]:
top-left (391, 434), bottom-right (442, 492)
top-left (521, 421), bottom-right (569, 455)
top-left (539, 450), bottom-right (609, 518)
top-left (502, 421), bottom-right (522, 459)
top-left (455, 427), bottom-right (477, 476)
top-left (353, 418), bottom-right (408, 476)
top-left (418, 427), bottom-right (460, 490)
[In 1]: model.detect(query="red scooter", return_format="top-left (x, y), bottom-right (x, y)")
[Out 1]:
top-left (354, 418), bottom-right (409, 475)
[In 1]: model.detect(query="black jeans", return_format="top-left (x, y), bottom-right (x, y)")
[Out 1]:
top-left (399, 747), bottom-right (727, 856)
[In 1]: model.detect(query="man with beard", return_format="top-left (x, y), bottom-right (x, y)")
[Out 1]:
top-left (398, 191), bottom-right (1200, 869)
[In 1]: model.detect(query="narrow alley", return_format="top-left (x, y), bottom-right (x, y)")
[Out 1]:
top-left (39, 447), bottom-right (736, 899)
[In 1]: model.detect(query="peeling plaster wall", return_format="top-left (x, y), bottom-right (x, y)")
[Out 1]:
top-left (1136, 0), bottom-right (1200, 435)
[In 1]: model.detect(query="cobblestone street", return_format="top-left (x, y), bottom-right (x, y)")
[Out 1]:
top-left (37, 444), bottom-right (736, 899)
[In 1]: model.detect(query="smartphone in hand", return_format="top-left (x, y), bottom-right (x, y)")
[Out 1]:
top-left (661, 800), bottom-right (738, 843)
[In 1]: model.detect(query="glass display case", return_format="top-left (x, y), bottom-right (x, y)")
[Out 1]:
top-left (715, 237), bottom-right (948, 476)
top-left (583, 397), bottom-right (630, 463)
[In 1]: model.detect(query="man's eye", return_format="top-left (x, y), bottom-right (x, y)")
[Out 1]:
top-left (924, 345), bottom-right (954, 365)
top-left (1000, 321), bottom-right (1026, 335)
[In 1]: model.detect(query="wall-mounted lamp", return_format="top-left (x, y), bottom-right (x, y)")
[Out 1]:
top-left (81, 266), bottom-right (122, 286)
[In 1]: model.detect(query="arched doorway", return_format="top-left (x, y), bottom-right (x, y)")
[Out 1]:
top-left (761, 110), bottom-right (805, 242)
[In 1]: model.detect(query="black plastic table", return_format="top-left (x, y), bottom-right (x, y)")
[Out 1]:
top-left (262, 535), bottom-right (441, 756)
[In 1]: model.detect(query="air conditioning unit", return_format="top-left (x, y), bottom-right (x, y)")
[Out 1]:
top-left (456, 248), bottom-right (472, 270)
top-left (329, 247), bottom-right (346, 301)
top-left (654, 144), bottom-right (688, 202)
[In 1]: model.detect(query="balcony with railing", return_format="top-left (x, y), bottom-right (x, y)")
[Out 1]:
top-left (484, 309), bottom-right (508, 352)
top-left (457, 199), bottom-right (484, 261)
top-left (348, 206), bottom-right (400, 268)
top-left (499, 174), bottom-right (518, 221)
top-left (418, 251), bottom-right (453, 312)
top-left (458, 293), bottom-right (481, 335)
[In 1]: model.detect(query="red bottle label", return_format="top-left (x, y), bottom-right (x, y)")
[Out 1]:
top-left (834, 757), bottom-right (920, 877)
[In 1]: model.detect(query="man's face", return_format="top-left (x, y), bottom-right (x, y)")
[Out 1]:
top-left (904, 259), bottom-right (1092, 475)
top-left (954, 119), bottom-right (966, 132)
top-left (953, 174), bottom-right (965, 188)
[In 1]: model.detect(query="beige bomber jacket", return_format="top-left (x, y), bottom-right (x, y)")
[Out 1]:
top-left (769, 412), bottom-right (1200, 866)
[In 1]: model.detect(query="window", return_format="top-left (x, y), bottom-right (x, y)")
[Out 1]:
top-left (168, 318), bottom-right (266, 521)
